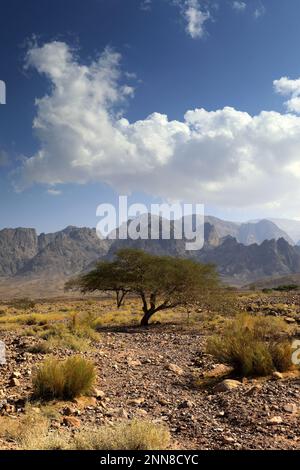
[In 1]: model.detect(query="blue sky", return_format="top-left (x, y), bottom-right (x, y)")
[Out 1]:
top-left (2, 0), bottom-right (300, 232)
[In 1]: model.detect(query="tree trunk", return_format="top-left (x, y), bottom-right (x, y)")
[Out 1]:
top-left (140, 309), bottom-right (155, 326)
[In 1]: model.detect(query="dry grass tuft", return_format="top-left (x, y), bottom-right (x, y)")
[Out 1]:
top-left (207, 314), bottom-right (293, 377)
top-left (33, 356), bottom-right (96, 400)
top-left (73, 420), bottom-right (170, 450)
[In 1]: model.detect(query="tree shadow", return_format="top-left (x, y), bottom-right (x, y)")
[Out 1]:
top-left (95, 321), bottom-right (184, 334)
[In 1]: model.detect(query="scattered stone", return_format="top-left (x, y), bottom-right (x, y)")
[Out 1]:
top-left (6, 404), bottom-right (16, 414)
top-left (127, 359), bottom-right (142, 367)
top-left (11, 372), bottom-right (21, 379)
top-left (268, 416), bottom-right (283, 425)
top-left (245, 384), bottom-right (262, 396)
top-left (223, 436), bottom-right (235, 443)
top-left (62, 416), bottom-right (81, 428)
top-left (73, 397), bottom-right (97, 408)
top-left (115, 408), bottom-right (128, 419)
top-left (272, 372), bottom-right (283, 381)
top-left (62, 406), bottom-right (77, 416)
top-left (178, 400), bottom-right (193, 409)
top-left (136, 409), bottom-right (148, 417)
top-left (214, 379), bottom-right (242, 393)
top-left (205, 364), bottom-right (234, 379)
top-left (9, 377), bottom-right (20, 387)
top-left (283, 403), bottom-right (298, 414)
top-left (128, 398), bottom-right (145, 406)
top-left (92, 388), bottom-right (105, 400)
top-left (166, 363), bottom-right (184, 376)
top-left (285, 317), bottom-right (296, 324)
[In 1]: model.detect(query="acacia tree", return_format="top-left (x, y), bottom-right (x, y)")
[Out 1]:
top-left (65, 260), bottom-right (131, 308)
top-left (66, 249), bottom-right (220, 326)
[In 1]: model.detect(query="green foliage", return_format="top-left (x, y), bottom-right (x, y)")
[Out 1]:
top-left (66, 249), bottom-right (220, 326)
top-left (33, 356), bottom-right (96, 399)
top-left (207, 314), bottom-right (292, 377)
top-left (8, 298), bottom-right (36, 310)
top-left (273, 284), bottom-right (299, 292)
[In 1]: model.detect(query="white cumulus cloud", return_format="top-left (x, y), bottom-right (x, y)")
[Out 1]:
top-left (14, 41), bottom-right (300, 215)
top-left (274, 76), bottom-right (300, 114)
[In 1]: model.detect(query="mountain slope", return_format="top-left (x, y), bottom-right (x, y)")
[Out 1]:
top-left (19, 227), bottom-right (110, 277)
top-left (238, 219), bottom-right (293, 246)
top-left (268, 218), bottom-right (300, 244)
top-left (0, 217), bottom-right (299, 290)
top-left (198, 237), bottom-right (300, 284)
top-left (0, 228), bottom-right (38, 276)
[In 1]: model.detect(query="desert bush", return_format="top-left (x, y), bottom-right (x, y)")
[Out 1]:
top-left (27, 341), bottom-right (51, 354)
top-left (273, 284), bottom-right (299, 292)
top-left (9, 298), bottom-right (36, 310)
top-left (33, 356), bottom-right (96, 400)
top-left (73, 420), bottom-right (170, 450)
top-left (207, 314), bottom-right (293, 377)
top-left (25, 433), bottom-right (68, 450)
top-left (270, 341), bottom-right (293, 372)
top-left (39, 322), bottom-right (95, 352)
top-left (0, 411), bottom-right (49, 448)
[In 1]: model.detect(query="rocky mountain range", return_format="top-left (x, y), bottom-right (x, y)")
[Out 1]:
top-left (1, 216), bottom-right (300, 289)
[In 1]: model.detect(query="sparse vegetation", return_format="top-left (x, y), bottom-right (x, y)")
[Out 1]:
top-left (8, 297), bottom-right (36, 310)
top-left (33, 356), bottom-right (96, 399)
top-left (207, 314), bottom-right (293, 377)
top-left (73, 420), bottom-right (170, 450)
top-left (273, 284), bottom-right (299, 292)
top-left (67, 249), bottom-right (221, 326)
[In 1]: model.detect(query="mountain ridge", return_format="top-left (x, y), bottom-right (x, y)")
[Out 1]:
top-left (0, 217), bottom-right (299, 289)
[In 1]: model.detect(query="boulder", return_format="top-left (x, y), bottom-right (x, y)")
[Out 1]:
top-left (214, 379), bottom-right (242, 393)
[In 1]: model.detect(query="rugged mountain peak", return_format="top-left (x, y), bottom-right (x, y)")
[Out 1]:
top-left (0, 228), bottom-right (39, 276)
top-left (238, 220), bottom-right (293, 246)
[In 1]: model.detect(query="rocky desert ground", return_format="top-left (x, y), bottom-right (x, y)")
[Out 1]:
top-left (0, 291), bottom-right (300, 450)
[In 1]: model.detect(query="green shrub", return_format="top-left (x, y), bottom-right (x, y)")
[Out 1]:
top-left (262, 288), bottom-right (273, 294)
top-left (273, 284), bottom-right (298, 292)
top-left (73, 420), bottom-right (170, 450)
top-left (9, 298), bottom-right (36, 310)
top-left (28, 341), bottom-right (51, 354)
top-left (270, 341), bottom-right (293, 372)
top-left (33, 356), bottom-right (96, 400)
top-left (207, 314), bottom-right (293, 377)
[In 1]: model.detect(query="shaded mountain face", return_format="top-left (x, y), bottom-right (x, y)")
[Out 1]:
top-left (0, 217), bottom-right (299, 286)
top-left (204, 216), bottom-right (240, 240)
top-left (268, 218), bottom-right (300, 244)
top-left (0, 227), bottom-right (110, 278)
top-left (106, 215), bottom-right (222, 259)
top-left (0, 228), bottom-right (38, 276)
top-left (204, 216), bottom-right (292, 246)
top-left (237, 219), bottom-right (294, 246)
top-left (198, 237), bottom-right (300, 284)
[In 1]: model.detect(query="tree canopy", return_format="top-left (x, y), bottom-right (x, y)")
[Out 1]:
top-left (66, 249), bottom-right (220, 326)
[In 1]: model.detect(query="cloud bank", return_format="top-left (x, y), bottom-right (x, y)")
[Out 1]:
top-left (15, 41), bottom-right (300, 214)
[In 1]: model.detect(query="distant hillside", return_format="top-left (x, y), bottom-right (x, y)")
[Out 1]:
top-left (198, 237), bottom-right (300, 285)
top-left (0, 226), bottom-right (109, 278)
top-left (0, 216), bottom-right (300, 297)
top-left (204, 216), bottom-right (293, 245)
top-left (268, 218), bottom-right (300, 244)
